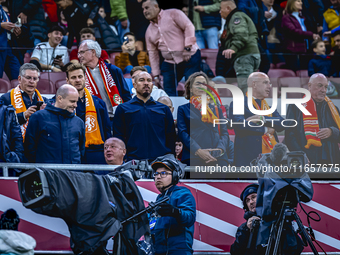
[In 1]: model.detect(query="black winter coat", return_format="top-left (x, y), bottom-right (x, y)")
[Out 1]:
top-left (9, 0), bottom-right (48, 42)
top-left (0, 101), bottom-right (24, 175)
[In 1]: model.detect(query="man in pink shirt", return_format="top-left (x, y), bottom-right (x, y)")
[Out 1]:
top-left (143, 0), bottom-right (201, 96)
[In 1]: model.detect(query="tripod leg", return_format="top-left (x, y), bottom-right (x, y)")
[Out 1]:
top-left (292, 211), bottom-right (319, 255)
top-left (273, 212), bottom-right (286, 255)
top-left (265, 222), bottom-right (277, 255)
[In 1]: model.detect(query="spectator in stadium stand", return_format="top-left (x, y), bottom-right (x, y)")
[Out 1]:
top-left (115, 32), bottom-right (151, 74)
top-left (188, 0), bottom-right (221, 49)
top-left (177, 72), bottom-right (234, 166)
top-left (238, 0), bottom-right (271, 74)
top-left (285, 73), bottom-right (340, 164)
top-left (230, 184), bottom-right (261, 255)
top-left (24, 85), bottom-right (85, 164)
top-left (157, 96), bottom-right (174, 113)
top-left (78, 40), bottom-right (131, 120)
top-left (130, 66), bottom-right (168, 100)
top-left (143, 0), bottom-right (201, 96)
top-left (219, 0), bottom-right (261, 94)
top-left (65, 63), bottom-right (111, 164)
top-left (113, 71), bottom-right (176, 161)
top-left (8, 0), bottom-right (48, 46)
top-left (54, 0), bottom-right (120, 49)
top-left (322, 0), bottom-right (340, 47)
top-left (104, 137), bottom-right (126, 165)
top-left (262, 0), bottom-right (284, 62)
top-left (281, 0), bottom-right (320, 71)
top-left (175, 140), bottom-right (183, 160)
top-left (308, 40), bottom-right (335, 77)
top-left (69, 28), bottom-right (111, 64)
top-left (0, 63), bottom-right (49, 140)
top-left (115, 0), bottom-right (149, 51)
top-left (0, 101), bottom-right (24, 176)
top-left (30, 26), bottom-right (70, 72)
top-left (109, 0), bottom-right (130, 45)
top-left (150, 155), bottom-right (196, 255)
top-left (229, 72), bottom-right (284, 167)
top-left (0, 0), bottom-right (21, 80)
top-left (331, 30), bottom-right (340, 77)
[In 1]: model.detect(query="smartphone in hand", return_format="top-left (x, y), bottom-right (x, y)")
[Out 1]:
top-left (36, 101), bottom-right (44, 111)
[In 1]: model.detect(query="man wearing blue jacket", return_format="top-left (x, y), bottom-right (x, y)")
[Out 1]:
top-left (151, 155), bottom-right (196, 255)
top-left (65, 63), bottom-right (111, 165)
top-left (113, 71), bottom-right (176, 161)
top-left (24, 85), bottom-right (85, 163)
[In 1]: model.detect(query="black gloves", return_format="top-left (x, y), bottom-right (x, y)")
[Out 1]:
top-left (155, 202), bottom-right (181, 218)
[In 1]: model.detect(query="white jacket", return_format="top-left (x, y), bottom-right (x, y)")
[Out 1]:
top-left (0, 230), bottom-right (36, 255)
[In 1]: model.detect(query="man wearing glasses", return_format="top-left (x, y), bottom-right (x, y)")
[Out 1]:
top-left (229, 72), bottom-right (285, 166)
top-left (0, 63), bottom-right (48, 140)
top-left (150, 155), bottom-right (196, 255)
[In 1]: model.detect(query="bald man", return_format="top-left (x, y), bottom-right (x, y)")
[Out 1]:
top-left (285, 73), bottom-right (340, 164)
top-left (104, 137), bottom-right (127, 166)
top-left (229, 72), bottom-right (285, 166)
top-left (113, 72), bottom-right (176, 161)
top-left (157, 96), bottom-right (174, 113)
top-left (24, 85), bottom-right (85, 163)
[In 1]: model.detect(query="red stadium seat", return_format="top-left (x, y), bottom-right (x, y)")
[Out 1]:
top-left (268, 69), bottom-right (296, 78)
top-left (296, 70), bottom-right (308, 77)
top-left (201, 49), bottom-right (218, 76)
top-left (177, 82), bottom-right (185, 96)
top-left (2, 72), bottom-right (10, 82)
top-left (36, 79), bottom-right (55, 94)
top-left (55, 79), bottom-right (67, 90)
top-left (40, 72), bottom-right (67, 86)
top-left (0, 79), bottom-right (11, 93)
top-left (278, 77), bottom-right (304, 98)
top-left (24, 52), bottom-right (31, 63)
top-left (10, 79), bottom-right (19, 88)
top-left (109, 52), bottom-right (121, 66)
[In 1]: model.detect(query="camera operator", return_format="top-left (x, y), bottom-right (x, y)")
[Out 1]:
top-left (230, 183), bottom-right (261, 255)
top-left (151, 155), bottom-right (196, 255)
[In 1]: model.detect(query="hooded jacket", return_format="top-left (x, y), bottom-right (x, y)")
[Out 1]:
top-left (24, 104), bottom-right (85, 163)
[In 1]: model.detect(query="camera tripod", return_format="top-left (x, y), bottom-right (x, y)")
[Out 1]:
top-left (264, 205), bottom-right (318, 255)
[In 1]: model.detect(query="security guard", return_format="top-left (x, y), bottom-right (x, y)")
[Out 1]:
top-left (219, 0), bottom-right (260, 93)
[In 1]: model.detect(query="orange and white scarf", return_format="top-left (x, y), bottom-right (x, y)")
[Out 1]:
top-left (303, 96), bottom-right (340, 149)
top-left (10, 85), bottom-right (43, 140)
top-left (190, 96), bottom-right (218, 124)
top-left (85, 58), bottom-right (123, 107)
top-left (249, 94), bottom-right (277, 154)
top-left (84, 88), bottom-right (104, 148)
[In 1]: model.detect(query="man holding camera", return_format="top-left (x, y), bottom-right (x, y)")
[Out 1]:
top-left (231, 183), bottom-right (260, 255)
top-left (30, 26), bottom-right (69, 72)
top-left (151, 155), bottom-right (196, 255)
top-left (285, 73), bottom-right (340, 164)
top-left (0, 63), bottom-right (48, 140)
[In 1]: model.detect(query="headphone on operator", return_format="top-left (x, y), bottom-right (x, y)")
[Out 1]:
top-left (240, 183), bottom-right (259, 211)
top-left (151, 154), bottom-right (185, 187)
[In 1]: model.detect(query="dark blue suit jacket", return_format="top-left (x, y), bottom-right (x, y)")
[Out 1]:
top-left (177, 103), bottom-right (233, 166)
top-left (229, 97), bottom-right (284, 166)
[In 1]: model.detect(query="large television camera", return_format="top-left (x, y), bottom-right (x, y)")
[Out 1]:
top-left (17, 160), bottom-right (155, 255)
top-left (251, 144), bottom-right (318, 255)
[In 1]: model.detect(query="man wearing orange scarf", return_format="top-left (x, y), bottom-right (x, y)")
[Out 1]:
top-left (66, 63), bottom-right (112, 166)
top-left (229, 72), bottom-right (285, 166)
top-left (0, 63), bottom-right (48, 140)
top-left (286, 73), bottom-right (340, 164)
